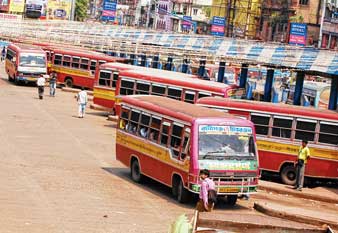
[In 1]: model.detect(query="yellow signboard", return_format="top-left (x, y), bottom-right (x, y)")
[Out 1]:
top-left (9, 0), bottom-right (25, 12)
top-left (46, 0), bottom-right (71, 20)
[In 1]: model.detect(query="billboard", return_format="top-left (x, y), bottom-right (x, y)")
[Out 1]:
top-left (181, 15), bottom-right (192, 32)
top-left (0, 0), bottom-right (9, 12)
top-left (289, 23), bottom-right (307, 46)
top-left (47, 0), bottom-right (71, 20)
top-left (101, 0), bottom-right (116, 21)
top-left (211, 16), bottom-right (225, 36)
top-left (25, 0), bottom-right (47, 18)
top-left (9, 0), bottom-right (25, 12)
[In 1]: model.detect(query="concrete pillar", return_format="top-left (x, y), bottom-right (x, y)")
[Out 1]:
top-left (152, 55), bottom-right (159, 69)
top-left (198, 59), bottom-right (206, 77)
top-left (264, 68), bottom-right (275, 102)
top-left (165, 56), bottom-right (173, 71)
top-left (328, 77), bottom-right (338, 110)
top-left (217, 61), bottom-right (226, 83)
top-left (181, 58), bottom-right (188, 73)
top-left (293, 71), bottom-right (305, 106)
top-left (239, 64), bottom-right (249, 88)
top-left (140, 54), bottom-right (146, 67)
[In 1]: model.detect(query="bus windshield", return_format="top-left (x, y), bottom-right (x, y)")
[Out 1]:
top-left (19, 53), bottom-right (46, 67)
top-left (198, 125), bottom-right (256, 160)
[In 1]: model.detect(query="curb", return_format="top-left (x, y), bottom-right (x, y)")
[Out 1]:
top-left (254, 202), bottom-right (338, 230)
top-left (62, 87), bottom-right (93, 95)
top-left (258, 184), bottom-right (338, 204)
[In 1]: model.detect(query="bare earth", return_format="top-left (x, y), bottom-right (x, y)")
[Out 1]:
top-left (0, 63), bottom-right (337, 233)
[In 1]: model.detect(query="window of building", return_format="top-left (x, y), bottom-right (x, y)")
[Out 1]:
top-left (152, 84), bottom-right (166, 96)
top-left (120, 78), bottom-right (135, 95)
top-left (98, 70), bottom-right (112, 87)
top-left (299, 0), bottom-right (309, 5)
top-left (136, 81), bottom-right (150, 95)
top-left (184, 91), bottom-right (195, 103)
top-left (193, 8), bottom-right (198, 15)
top-left (251, 114), bottom-right (270, 135)
top-left (295, 118), bottom-right (316, 142)
top-left (160, 121), bottom-right (171, 146)
top-left (272, 116), bottom-right (292, 138)
top-left (80, 58), bottom-right (89, 70)
top-left (54, 54), bottom-right (62, 65)
top-left (72, 56), bottom-right (80, 68)
top-left (318, 121), bottom-right (338, 145)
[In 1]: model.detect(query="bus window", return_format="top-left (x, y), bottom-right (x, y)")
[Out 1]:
top-left (136, 81), bottom-right (150, 95)
top-left (63, 55), bottom-right (71, 67)
top-left (54, 54), bottom-right (62, 65)
top-left (6, 49), bottom-right (15, 61)
top-left (90, 60), bottom-right (97, 71)
top-left (295, 119), bottom-right (316, 142)
top-left (112, 72), bottom-right (119, 88)
top-left (99, 60), bottom-right (106, 66)
top-left (99, 71), bottom-right (112, 87)
top-left (139, 112), bottom-right (151, 138)
top-left (272, 116), bottom-right (292, 138)
top-left (152, 84), bottom-right (166, 96)
top-left (160, 121), bottom-right (171, 146)
top-left (150, 116), bottom-right (161, 143)
top-left (181, 128), bottom-right (190, 160)
top-left (198, 92), bottom-right (212, 99)
top-left (119, 107), bottom-right (130, 130)
top-left (184, 91), bottom-right (196, 103)
top-left (80, 58), bottom-right (89, 70)
top-left (72, 57), bottom-right (80, 68)
top-left (128, 110), bottom-right (140, 134)
top-left (168, 87), bottom-right (182, 100)
top-left (170, 123), bottom-right (184, 158)
top-left (120, 78), bottom-right (135, 95)
top-left (318, 122), bottom-right (338, 145)
top-left (251, 114), bottom-right (270, 135)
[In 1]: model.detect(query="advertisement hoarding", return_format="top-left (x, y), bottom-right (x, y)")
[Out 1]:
top-left (181, 15), bottom-right (192, 31)
top-left (289, 23), bottom-right (307, 46)
top-left (101, 0), bottom-right (116, 21)
top-left (47, 0), bottom-right (71, 20)
top-left (211, 16), bottom-right (225, 36)
top-left (9, 0), bottom-right (25, 12)
top-left (0, 0), bottom-right (9, 12)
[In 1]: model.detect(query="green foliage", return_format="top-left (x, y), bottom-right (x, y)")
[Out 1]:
top-left (168, 214), bottom-right (192, 233)
top-left (75, 0), bottom-right (88, 21)
top-left (290, 15), bottom-right (304, 23)
top-left (202, 6), bottom-right (211, 18)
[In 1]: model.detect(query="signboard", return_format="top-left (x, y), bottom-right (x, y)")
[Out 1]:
top-left (25, 0), bottom-right (47, 18)
top-left (0, 0), bottom-right (9, 12)
top-left (9, 0), bottom-right (25, 12)
top-left (101, 0), bottom-right (116, 21)
top-left (211, 16), bottom-right (225, 36)
top-left (47, 0), bottom-right (71, 20)
top-left (0, 12), bottom-right (22, 20)
top-left (181, 15), bottom-right (192, 31)
top-left (289, 23), bottom-right (307, 46)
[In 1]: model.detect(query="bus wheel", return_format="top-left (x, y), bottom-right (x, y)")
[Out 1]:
top-left (8, 75), bottom-right (13, 82)
top-left (14, 76), bottom-right (19, 85)
top-left (281, 165), bottom-right (296, 186)
top-left (131, 159), bottom-right (142, 183)
top-left (227, 195), bottom-right (238, 206)
top-left (64, 78), bottom-right (73, 88)
top-left (177, 179), bottom-right (189, 203)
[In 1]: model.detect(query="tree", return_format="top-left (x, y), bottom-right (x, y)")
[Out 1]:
top-left (75, 0), bottom-right (89, 21)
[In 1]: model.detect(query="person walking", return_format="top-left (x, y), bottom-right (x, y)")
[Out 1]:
top-left (76, 87), bottom-right (88, 118)
top-left (49, 72), bottom-right (57, 97)
top-left (1, 46), bottom-right (5, 62)
top-left (294, 140), bottom-right (310, 191)
top-left (196, 169), bottom-right (216, 212)
top-left (37, 75), bottom-right (46, 100)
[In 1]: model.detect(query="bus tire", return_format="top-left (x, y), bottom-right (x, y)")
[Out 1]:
top-left (64, 78), bottom-right (73, 88)
top-left (281, 164), bottom-right (296, 186)
top-left (14, 76), bottom-right (19, 85)
top-left (8, 74), bottom-right (13, 82)
top-left (131, 159), bottom-right (142, 183)
top-left (177, 179), bottom-right (189, 203)
top-left (227, 195), bottom-right (238, 206)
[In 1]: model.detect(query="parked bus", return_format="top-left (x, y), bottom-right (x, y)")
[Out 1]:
top-left (5, 43), bottom-right (47, 85)
top-left (116, 95), bottom-right (259, 205)
top-left (196, 97), bottom-right (338, 185)
top-left (49, 48), bottom-right (126, 89)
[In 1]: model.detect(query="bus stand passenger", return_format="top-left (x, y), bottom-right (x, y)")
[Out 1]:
top-left (37, 74), bottom-right (46, 100)
top-left (196, 169), bottom-right (216, 212)
top-left (294, 140), bottom-right (310, 191)
top-left (1, 47), bottom-right (5, 62)
top-left (49, 72), bottom-right (57, 97)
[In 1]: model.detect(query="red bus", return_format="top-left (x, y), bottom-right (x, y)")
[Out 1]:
top-left (116, 95), bottom-right (259, 205)
top-left (5, 43), bottom-right (47, 85)
top-left (49, 48), bottom-right (126, 89)
top-left (197, 97), bottom-right (338, 185)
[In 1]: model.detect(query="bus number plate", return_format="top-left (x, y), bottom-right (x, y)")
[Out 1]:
top-left (218, 187), bottom-right (239, 193)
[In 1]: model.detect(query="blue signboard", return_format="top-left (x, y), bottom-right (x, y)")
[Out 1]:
top-left (101, 0), bottom-right (117, 21)
top-left (289, 23), bottom-right (307, 46)
top-left (211, 16), bottom-right (225, 36)
top-left (181, 16), bottom-right (192, 31)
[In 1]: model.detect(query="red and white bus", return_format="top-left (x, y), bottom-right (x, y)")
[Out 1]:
top-left (116, 95), bottom-right (259, 205)
top-left (49, 48), bottom-right (126, 89)
top-left (5, 43), bottom-right (47, 85)
top-left (196, 97), bottom-right (338, 185)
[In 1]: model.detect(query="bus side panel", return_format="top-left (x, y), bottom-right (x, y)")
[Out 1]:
top-left (93, 87), bottom-right (116, 109)
top-left (258, 150), bottom-right (293, 172)
top-left (5, 59), bottom-right (16, 78)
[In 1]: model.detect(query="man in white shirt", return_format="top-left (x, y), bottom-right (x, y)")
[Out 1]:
top-left (76, 87), bottom-right (88, 118)
top-left (37, 75), bottom-right (46, 99)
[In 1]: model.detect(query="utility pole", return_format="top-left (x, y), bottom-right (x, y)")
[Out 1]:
top-left (70, 0), bottom-right (76, 21)
top-left (318, 0), bottom-right (326, 48)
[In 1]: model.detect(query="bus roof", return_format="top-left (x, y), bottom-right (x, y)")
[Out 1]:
top-left (197, 97), bottom-right (338, 121)
top-left (100, 62), bottom-right (151, 71)
top-left (119, 69), bottom-right (236, 93)
top-left (121, 95), bottom-right (243, 123)
top-left (8, 43), bottom-right (45, 53)
top-left (52, 48), bottom-right (125, 62)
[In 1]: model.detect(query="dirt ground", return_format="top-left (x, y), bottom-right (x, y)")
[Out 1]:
top-left (0, 63), bottom-right (337, 233)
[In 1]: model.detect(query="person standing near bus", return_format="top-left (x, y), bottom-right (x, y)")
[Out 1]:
top-left (294, 140), bottom-right (310, 191)
top-left (196, 169), bottom-right (216, 212)
top-left (49, 72), bottom-right (57, 97)
top-left (37, 74), bottom-right (46, 100)
top-left (76, 87), bottom-right (88, 118)
top-left (1, 46), bottom-right (6, 62)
